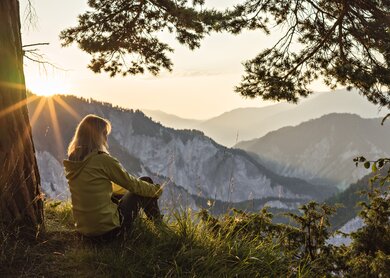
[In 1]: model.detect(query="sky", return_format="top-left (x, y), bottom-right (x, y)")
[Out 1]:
top-left (20, 0), bottom-right (330, 119)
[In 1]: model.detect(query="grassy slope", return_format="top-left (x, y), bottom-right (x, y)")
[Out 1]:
top-left (0, 202), bottom-right (312, 278)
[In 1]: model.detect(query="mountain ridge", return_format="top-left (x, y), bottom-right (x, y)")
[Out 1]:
top-left (28, 94), bottom-right (337, 211)
top-left (236, 113), bottom-right (390, 189)
top-left (143, 89), bottom-right (388, 147)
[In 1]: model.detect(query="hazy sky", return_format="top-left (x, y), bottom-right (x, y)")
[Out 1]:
top-left (20, 0), bottom-right (330, 119)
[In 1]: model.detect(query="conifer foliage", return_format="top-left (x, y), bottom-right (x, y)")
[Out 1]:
top-left (222, 0), bottom-right (390, 106)
top-left (62, 1), bottom-right (390, 107)
top-left (60, 0), bottom-right (222, 77)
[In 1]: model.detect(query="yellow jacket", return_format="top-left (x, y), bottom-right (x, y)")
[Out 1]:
top-left (63, 150), bottom-right (161, 236)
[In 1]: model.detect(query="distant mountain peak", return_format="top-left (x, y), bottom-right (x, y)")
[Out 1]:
top-left (236, 113), bottom-right (389, 190)
top-left (142, 89), bottom-right (388, 147)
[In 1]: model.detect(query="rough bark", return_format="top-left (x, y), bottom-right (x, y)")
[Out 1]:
top-left (0, 0), bottom-right (44, 234)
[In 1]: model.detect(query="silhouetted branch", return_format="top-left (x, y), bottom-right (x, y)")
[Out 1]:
top-left (23, 43), bottom-right (50, 48)
top-left (381, 113), bottom-right (390, 126)
top-left (22, 42), bottom-right (67, 72)
top-left (23, 0), bottom-right (38, 29)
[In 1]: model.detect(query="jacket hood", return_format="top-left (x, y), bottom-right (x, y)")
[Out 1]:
top-left (63, 150), bottom-right (100, 180)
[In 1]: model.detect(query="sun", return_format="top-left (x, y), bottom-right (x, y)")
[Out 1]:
top-left (26, 77), bottom-right (70, 97)
top-left (0, 89), bottom-right (80, 158)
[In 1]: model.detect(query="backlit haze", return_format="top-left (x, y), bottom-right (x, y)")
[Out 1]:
top-left (19, 0), bottom-right (336, 119)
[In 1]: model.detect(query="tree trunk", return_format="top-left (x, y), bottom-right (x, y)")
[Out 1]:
top-left (0, 0), bottom-right (44, 234)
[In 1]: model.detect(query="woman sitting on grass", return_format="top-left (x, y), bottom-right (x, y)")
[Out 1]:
top-left (63, 114), bottom-right (162, 241)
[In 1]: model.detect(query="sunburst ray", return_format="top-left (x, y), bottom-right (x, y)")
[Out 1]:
top-left (53, 95), bottom-right (80, 121)
top-left (47, 97), bottom-right (64, 156)
top-left (0, 94), bottom-right (39, 119)
top-left (29, 97), bottom-right (47, 127)
top-left (0, 81), bottom-right (26, 91)
top-left (22, 97), bottom-right (47, 141)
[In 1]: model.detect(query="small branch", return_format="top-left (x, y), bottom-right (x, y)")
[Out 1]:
top-left (23, 0), bottom-right (38, 29)
top-left (381, 113), bottom-right (390, 126)
top-left (306, 0), bottom-right (336, 19)
top-left (23, 43), bottom-right (50, 48)
top-left (22, 42), bottom-right (67, 72)
top-left (24, 54), bottom-right (68, 72)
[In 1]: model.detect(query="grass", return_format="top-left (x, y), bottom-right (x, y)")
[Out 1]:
top-left (0, 202), bottom-right (313, 277)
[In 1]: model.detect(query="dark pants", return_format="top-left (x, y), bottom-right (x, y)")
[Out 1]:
top-left (113, 176), bottom-right (161, 231)
top-left (118, 191), bottom-right (161, 231)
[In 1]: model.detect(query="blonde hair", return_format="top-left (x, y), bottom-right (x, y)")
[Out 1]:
top-left (68, 114), bottom-right (112, 161)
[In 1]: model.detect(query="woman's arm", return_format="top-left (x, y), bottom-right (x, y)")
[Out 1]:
top-left (102, 154), bottom-right (162, 198)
